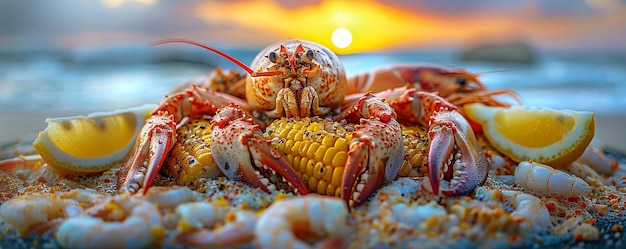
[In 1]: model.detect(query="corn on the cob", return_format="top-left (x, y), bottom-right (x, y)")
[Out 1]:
top-left (164, 118), bottom-right (223, 186)
top-left (265, 118), bottom-right (432, 196)
top-left (398, 124), bottom-right (430, 178)
top-left (264, 117), bottom-right (356, 197)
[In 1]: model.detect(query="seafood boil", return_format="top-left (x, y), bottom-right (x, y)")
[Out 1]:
top-left (0, 38), bottom-right (625, 249)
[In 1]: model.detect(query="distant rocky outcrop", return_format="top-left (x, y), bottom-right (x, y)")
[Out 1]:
top-left (460, 41), bottom-right (536, 64)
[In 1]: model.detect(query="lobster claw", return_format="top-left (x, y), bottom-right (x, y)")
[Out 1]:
top-left (210, 103), bottom-right (309, 195)
top-left (427, 111), bottom-right (488, 196)
top-left (339, 95), bottom-right (404, 207)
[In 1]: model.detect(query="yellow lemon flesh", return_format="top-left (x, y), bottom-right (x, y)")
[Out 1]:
top-left (464, 103), bottom-right (594, 167)
top-left (33, 104), bottom-right (156, 173)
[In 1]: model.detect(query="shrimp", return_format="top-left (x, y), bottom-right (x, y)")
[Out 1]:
top-left (255, 195), bottom-right (349, 249)
top-left (475, 187), bottom-right (551, 233)
top-left (514, 161), bottom-right (591, 196)
top-left (175, 202), bottom-right (258, 247)
top-left (55, 194), bottom-right (164, 249)
top-left (0, 188), bottom-right (104, 235)
top-left (577, 145), bottom-right (619, 176)
top-left (142, 186), bottom-right (197, 210)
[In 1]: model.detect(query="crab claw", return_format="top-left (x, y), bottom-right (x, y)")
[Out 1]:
top-left (339, 95), bottom-right (404, 207)
top-left (210, 103), bottom-right (309, 195)
top-left (427, 111), bottom-right (488, 196)
top-left (351, 88), bottom-right (488, 197)
top-left (117, 113), bottom-right (177, 194)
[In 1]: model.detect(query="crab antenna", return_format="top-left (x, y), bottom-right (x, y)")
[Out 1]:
top-left (150, 38), bottom-right (283, 77)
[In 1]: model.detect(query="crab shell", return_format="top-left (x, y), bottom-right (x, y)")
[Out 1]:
top-left (245, 40), bottom-right (348, 114)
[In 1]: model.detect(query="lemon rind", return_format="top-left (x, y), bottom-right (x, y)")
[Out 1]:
top-left (34, 104), bottom-right (156, 173)
top-left (465, 104), bottom-right (595, 167)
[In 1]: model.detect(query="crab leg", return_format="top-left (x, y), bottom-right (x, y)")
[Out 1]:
top-left (335, 94), bottom-right (404, 206)
top-left (0, 154), bottom-right (44, 171)
top-left (210, 104), bottom-right (309, 194)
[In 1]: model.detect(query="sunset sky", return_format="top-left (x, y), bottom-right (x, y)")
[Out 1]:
top-left (0, 0), bottom-right (624, 53)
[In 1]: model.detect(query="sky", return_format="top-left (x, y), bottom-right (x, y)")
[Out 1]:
top-left (0, 0), bottom-right (625, 53)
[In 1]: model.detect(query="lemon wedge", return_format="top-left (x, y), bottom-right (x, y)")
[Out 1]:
top-left (33, 104), bottom-right (156, 173)
top-left (464, 103), bottom-right (594, 167)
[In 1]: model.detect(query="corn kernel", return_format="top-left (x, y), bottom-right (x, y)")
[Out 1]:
top-left (334, 138), bottom-right (349, 151)
top-left (195, 148), bottom-right (211, 158)
top-left (322, 136), bottom-right (336, 148)
top-left (313, 162), bottom-right (325, 179)
top-left (306, 159), bottom-right (316, 177)
top-left (285, 140), bottom-right (295, 153)
top-left (197, 152), bottom-right (214, 166)
top-left (279, 126), bottom-right (290, 139)
top-left (292, 141), bottom-right (301, 154)
top-left (317, 179), bottom-right (328, 194)
top-left (287, 129), bottom-right (297, 141)
top-left (315, 145), bottom-right (327, 163)
top-left (332, 151), bottom-right (347, 168)
top-left (303, 160), bottom-right (314, 175)
top-left (331, 166), bottom-right (344, 187)
top-left (292, 155), bottom-right (301, 170)
top-left (326, 184), bottom-right (336, 196)
top-left (293, 119), bottom-right (304, 130)
top-left (322, 165), bottom-right (333, 183)
top-left (299, 157), bottom-right (309, 173)
top-left (298, 141), bottom-right (310, 157)
top-left (306, 122), bottom-right (320, 131)
top-left (295, 130), bottom-right (305, 141)
top-left (286, 154), bottom-right (294, 165)
top-left (307, 142), bottom-right (321, 158)
top-left (308, 176), bottom-right (318, 190)
top-left (323, 147), bottom-right (338, 166)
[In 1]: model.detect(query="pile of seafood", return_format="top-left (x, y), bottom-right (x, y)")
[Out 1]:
top-left (1, 39), bottom-right (625, 249)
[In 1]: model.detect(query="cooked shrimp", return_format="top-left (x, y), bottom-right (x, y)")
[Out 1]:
top-left (143, 186), bottom-right (197, 210)
top-left (0, 188), bottom-right (104, 234)
top-left (175, 202), bottom-right (257, 247)
top-left (577, 145), bottom-right (619, 176)
top-left (55, 194), bottom-right (164, 249)
top-left (514, 161), bottom-right (591, 196)
top-left (255, 195), bottom-right (349, 249)
top-left (476, 187), bottom-right (550, 233)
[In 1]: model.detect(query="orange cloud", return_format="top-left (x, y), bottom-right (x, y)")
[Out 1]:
top-left (195, 0), bottom-right (461, 53)
top-left (194, 0), bottom-right (626, 53)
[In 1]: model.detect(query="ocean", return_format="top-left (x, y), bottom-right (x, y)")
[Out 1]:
top-left (1, 45), bottom-right (625, 115)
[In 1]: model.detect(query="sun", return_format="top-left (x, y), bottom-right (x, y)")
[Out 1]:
top-left (331, 27), bottom-right (353, 49)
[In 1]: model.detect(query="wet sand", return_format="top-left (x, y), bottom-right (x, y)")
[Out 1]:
top-left (1, 109), bottom-right (625, 154)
